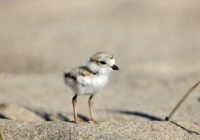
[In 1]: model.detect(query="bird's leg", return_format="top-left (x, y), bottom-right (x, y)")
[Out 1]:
top-left (88, 95), bottom-right (97, 124)
top-left (72, 94), bottom-right (78, 124)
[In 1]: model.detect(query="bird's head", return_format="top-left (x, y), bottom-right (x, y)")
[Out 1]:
top-left (87, 52), bottom-right (119, 75)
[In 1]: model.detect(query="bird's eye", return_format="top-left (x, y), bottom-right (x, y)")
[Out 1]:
top-left (100, 61), bottom-right (106, 65)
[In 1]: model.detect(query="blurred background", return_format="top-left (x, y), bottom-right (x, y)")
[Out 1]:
top-left (0, 0), bottom-right (200, 122)
top-left (1, 0), bottom-right (200, 74)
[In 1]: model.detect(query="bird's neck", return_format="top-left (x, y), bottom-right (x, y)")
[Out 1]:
top-left (86, 62), bottom-right (111, 76)
top-left (84, 65), bottom-right (99, 75)
top-left (87, 62), bottom-right (109, 76)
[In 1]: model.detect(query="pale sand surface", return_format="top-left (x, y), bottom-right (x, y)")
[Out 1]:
top-left (0, 121), bottom-right (200, 140)
top-left (0, 73), bottom-right (200, 122)
top-left (0, 73), bottom-right (200, 139)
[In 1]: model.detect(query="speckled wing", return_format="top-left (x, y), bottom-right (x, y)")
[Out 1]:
top-left (64, 66), bottom-right (95, 86)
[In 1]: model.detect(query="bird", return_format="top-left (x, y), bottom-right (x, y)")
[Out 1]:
top-left (64, 51), bottom-right (119, 124)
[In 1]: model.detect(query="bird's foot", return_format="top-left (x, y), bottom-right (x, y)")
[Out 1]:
top-left (71, 120), bottom-right (79, 124)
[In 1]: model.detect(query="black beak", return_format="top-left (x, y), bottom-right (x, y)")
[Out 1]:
top-left (112, 65), bottom-right (119, 71)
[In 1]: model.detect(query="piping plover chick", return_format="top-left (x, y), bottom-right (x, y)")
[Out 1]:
top-left (64, 52), bottom-right (119, 124)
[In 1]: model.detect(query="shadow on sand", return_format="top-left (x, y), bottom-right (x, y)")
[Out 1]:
top-left (112, 110), bottom-right (163, 121)
top-left (0, 106), bottom-right (199, 135)
top-left (33, 110), bottom-right (90, 122)
top-left (107, 109), bottom-right (200, 135)
top-left (0, 113), bottom-right (9, 120)
top-left (169, 121), bottom-right (200, 135)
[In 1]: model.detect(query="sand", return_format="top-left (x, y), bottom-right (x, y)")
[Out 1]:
top-left (0, 0), bottom-right (200, 139)
top-left (0, 121), bottom-right (200, 140)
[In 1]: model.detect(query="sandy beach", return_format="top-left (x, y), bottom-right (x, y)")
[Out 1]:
top-left (0, 0), bottom-right (200, 139)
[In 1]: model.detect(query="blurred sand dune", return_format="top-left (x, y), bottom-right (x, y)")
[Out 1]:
top-left (0, 0), bottom-right (200, 74)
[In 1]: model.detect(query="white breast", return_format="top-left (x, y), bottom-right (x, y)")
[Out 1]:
top-left (75, 74), bottom-right (109, 95)
top-left (92, 74), bottom-right (109, 91)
